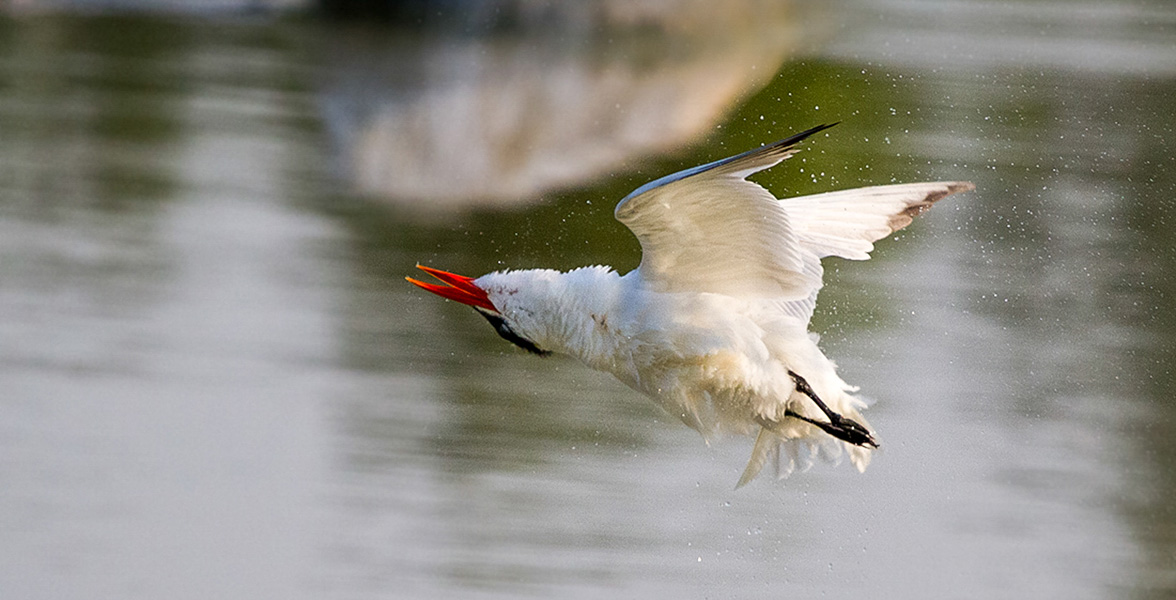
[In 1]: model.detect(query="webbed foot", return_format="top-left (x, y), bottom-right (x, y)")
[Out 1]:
top-left (785, 370), bottom-right (879, 449)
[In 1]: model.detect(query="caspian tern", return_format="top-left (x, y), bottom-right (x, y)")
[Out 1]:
top-left (408, 123), bottom-right (974, 486)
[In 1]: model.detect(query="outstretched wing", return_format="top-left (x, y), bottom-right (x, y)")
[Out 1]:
top-left (787, 181), bottom-right (976, 260)
top-left (776, 180), bottom-right (976, 321)
top-left (614, 124), bottom-right (973, 320)
top-left (614, 124), bottom-right (836, 300)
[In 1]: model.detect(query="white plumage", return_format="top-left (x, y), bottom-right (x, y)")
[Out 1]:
top-left (409, 124), bottom-right (973, 486)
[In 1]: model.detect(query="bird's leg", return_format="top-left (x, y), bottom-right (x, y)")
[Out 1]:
top-left (785, 370), bottom-right (879, 448)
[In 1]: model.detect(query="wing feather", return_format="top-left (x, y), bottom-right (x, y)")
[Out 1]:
top-left (787, 182), bottom-right (976, 260)
top-left (613, 124), bottom-right (974, 321)
top-left (615, 124), bottom-right (836, 300)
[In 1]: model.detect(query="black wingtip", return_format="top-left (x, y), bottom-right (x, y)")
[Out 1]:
top-left (615, 121), bottom-right (841, 210)
top-left (752, 122), bottom-right (839, 158)
top-left (748, 122), bottom-right (839, 161)
top-left (787, 122), bottom-right (839, 144)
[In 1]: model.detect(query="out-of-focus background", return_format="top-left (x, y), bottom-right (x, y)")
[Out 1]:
top-left (2, 1), bottom-right (1174, 598)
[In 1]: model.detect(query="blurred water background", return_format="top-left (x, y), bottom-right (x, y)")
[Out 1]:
top-left (1, 1), bottom-right (1174, 598)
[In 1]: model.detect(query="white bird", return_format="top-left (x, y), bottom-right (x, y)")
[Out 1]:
top-left (408, 124), bottom-right (974, 486)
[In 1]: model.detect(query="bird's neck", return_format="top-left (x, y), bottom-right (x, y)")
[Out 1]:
top-left (507, 266), bottom-right (633, 369)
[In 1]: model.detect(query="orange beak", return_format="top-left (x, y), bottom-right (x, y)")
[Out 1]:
top-left (406, 265), bottom-right (497, 312)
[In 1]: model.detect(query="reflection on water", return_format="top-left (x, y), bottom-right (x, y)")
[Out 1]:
top-left (320, 2), bottom-right (803, 209)
top-left (1, 3), bottom-right (1175, 599)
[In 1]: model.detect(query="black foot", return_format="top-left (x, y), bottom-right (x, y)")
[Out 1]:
top-left (785, 371), bottom-right (879, 448)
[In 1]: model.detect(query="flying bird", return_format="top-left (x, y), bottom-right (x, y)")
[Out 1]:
top-left (408, 123), bottom-right (973, 486)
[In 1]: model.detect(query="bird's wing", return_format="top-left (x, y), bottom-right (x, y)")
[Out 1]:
top-left (615, 124), bottom-right (974, 311)
top-left (776, 180), bottom-right (975, 321)
top-left (614, 124), bottom-right (836, 300)
top-left (786, 181), bottom-right (976, 260)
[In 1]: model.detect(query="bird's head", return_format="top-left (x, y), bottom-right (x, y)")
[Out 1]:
top-left (406, 264), bottom-right (552, 356)
top-left (408, 264), bottom-right (623, 361)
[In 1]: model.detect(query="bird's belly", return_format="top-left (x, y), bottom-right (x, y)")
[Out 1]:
top-left (610, 346), bottom-right (795, 435)
top-left (601, 319), bottom-right (860, 436)
top-left (583, 296), bottom-right (845, 432)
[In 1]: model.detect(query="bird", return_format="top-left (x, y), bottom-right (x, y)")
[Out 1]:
top-left (408, 123), bottom-right (974, 486)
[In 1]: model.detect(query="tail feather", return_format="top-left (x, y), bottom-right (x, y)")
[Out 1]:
top-left (736, 427), bottom-right (776, 488)
top-left (737, 428), bottom-right (820, 487)
top-left (779, 438), bottom-right (798, 479)
top-left (736, 424), bottom-right (874, 487)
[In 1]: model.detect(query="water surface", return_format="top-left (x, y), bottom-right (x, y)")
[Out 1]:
top-left (1, 3), bottom-right (1174, 599)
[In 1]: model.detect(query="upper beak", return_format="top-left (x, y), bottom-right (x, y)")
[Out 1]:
top-left (406, 265), bottom-right (497, 312)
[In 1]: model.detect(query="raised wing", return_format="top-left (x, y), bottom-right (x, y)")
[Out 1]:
top-left (614, 124), bottom-right (836, 300)
top-left (787, 181), bottom-right (975, 260)
top-left (772, 180), bottom-right (975, 322)
top-left (614, 124), bottom-right (974, 317)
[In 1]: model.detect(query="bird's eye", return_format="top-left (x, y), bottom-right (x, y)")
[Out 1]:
top-left (475, 309), bottom-right (550, 356)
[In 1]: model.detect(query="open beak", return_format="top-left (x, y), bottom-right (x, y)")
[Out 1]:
top-left (406, 265), bottom-right (497, 312)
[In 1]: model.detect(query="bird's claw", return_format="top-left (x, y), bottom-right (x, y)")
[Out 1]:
top-left (811, 414), bottom-right (879, 448)
top-left (786, 370), bottom-right (879, 449)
